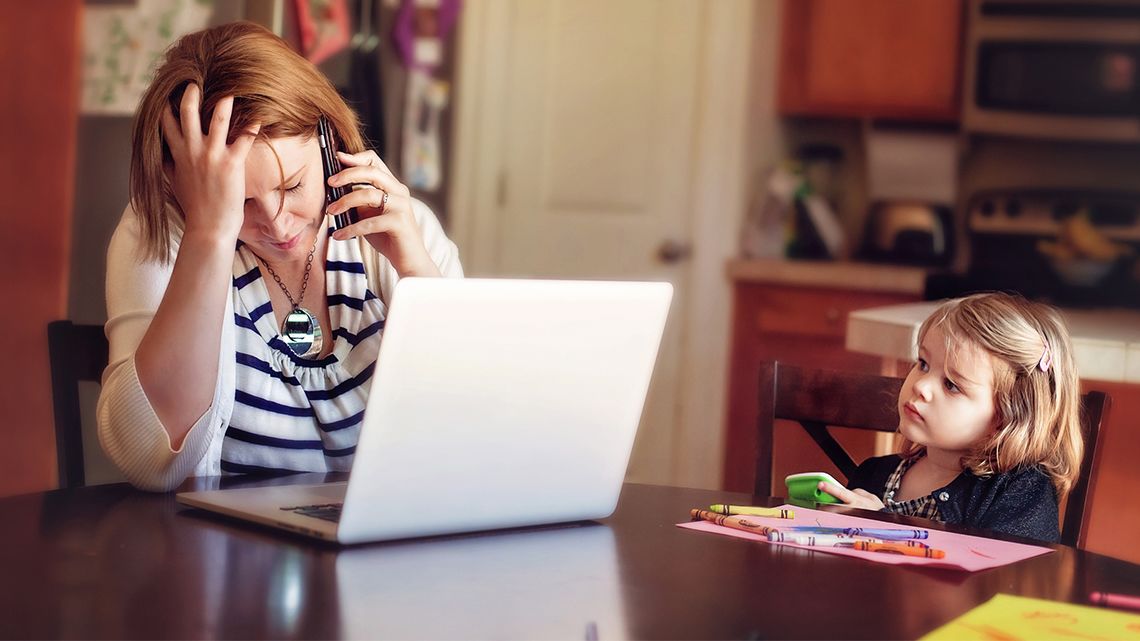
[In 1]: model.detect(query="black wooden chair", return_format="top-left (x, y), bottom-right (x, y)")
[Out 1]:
top-left (754, 361), bottom-right (1110, 548)
top-left (47, 320), bottom-right (108, 489)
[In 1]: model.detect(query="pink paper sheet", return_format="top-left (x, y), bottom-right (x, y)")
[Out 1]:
top-left (677, 504), bottom-right (1053, 571)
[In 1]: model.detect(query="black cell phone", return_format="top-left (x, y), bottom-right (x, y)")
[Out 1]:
top-left (318, 116), bottom-right (360, 231)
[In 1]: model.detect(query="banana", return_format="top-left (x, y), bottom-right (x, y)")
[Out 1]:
top-left (1061, 211), bottom-right (1134, 261)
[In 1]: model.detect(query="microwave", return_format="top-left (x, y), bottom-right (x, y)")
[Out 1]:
top-left (963, 0), bottom-right (1140, 143)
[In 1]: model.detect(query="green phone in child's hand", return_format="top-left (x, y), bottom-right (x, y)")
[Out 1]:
top-left (785, 472), bottom-right (843, 505)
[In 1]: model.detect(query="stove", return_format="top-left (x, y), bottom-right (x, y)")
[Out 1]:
top-left (924, 189), bottom-right (1140, 308)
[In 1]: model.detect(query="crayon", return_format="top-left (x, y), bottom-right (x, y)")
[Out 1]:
top-left (1089, 591), bottom-right (1140, 613)
top-left (708, 504), bottom-right (795, 519)
top-left (776, 526), bottom-right (929, 540)
top-left (767, 532), bottom-right (930, 547)
top-left (690, 509), bottom-right (779, 536)
top-left (844, 527), bottom-right (929, 540)
top-left (767, 532), bottom-right (880, 545)
top-left (851, 540), bottom-right (945, 559)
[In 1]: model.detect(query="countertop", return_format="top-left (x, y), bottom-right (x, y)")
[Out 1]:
top-left (847, 301), bottom-right (1140, 384)
top-left (727, 258), bottom-right (929, 295)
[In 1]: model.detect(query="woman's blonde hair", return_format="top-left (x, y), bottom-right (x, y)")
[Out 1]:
top-left (901, 292), bottom-right (1084, 497)
top-left (129, 21), bottom-right (365, 262)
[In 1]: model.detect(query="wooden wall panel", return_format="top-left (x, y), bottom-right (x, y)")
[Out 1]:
top-left (0, 2), bottom-right (81, 496)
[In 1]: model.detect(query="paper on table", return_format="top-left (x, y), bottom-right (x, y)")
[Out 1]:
top-left (677, 504), bottom-right (1052, 571)
top-left (920, 593), bottom-right (1140, 640)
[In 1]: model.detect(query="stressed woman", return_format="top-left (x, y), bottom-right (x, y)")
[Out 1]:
top-left (97, 22), bottom-right (462, 491)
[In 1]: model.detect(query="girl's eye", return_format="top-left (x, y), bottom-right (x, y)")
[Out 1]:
top-left (916, 358), bottom-right (929, 372)
top-left (944, 379), bottom-right (960, 394)
top-left (286, 181), bottom-right (303, 193)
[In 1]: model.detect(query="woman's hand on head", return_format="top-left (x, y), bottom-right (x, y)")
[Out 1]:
top-left (818, 481), bottom-right (886, 511)
top-left (160, 83), bottom-right (261, 242)
top-left (325, 150), bottom-right (440, 277)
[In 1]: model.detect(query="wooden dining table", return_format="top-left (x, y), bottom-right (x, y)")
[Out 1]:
top-left (2, 473), bottom-right (1138, 639)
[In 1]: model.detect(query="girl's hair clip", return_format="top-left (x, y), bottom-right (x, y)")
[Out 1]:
top-left (1038, 341), bottom-right (1053, 372)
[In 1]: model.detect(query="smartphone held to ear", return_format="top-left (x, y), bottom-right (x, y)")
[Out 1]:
top-left (318, 117), bottom-right (360, 231)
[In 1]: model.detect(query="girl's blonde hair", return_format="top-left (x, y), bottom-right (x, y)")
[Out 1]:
top-left (129, 21), bottom-right (366, 262)
top-left (901, 292), bottom-right (1084, 497)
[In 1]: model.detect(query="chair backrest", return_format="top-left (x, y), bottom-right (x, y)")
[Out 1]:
top-left (1063, 390), bottom-right (1109, 548)
top-left (47, 320), bottom-right (108, 489)
top-left (754, 361), bottom-right (1110, 548)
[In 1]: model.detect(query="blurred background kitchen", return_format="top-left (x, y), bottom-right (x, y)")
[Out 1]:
top-left (5, 0), bottom-right (1140, 561)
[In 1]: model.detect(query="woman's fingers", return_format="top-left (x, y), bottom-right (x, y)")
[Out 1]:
top-left (207, 95), bottom-right (234, 156)
top-left (179, 83), bottom-right (203, 151)
top-left (330, 208), bottom-right (397, 240)
top-left (231, 122), bottom-right (262, 161)
top-left (328, 165), bottom-right (406, 196)
top-left (326, 185), bottom-right (398, 219)
top-left (335, 149), bottom-right (395, 176)
top-left (160, 105), bottom-right (184, 157)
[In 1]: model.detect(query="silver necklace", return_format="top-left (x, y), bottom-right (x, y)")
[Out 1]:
top-left (258, 234), bottom-right (323, 358)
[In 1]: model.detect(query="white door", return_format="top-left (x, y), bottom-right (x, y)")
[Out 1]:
top-left (454, 0), bottom-right (700, 484)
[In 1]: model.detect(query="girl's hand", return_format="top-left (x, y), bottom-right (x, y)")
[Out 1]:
top-left (818, 481), bottom-right (886, 511)
top-left (160, 84), bottom-right (261, 240)
top-left (326, 150), bottom-right (440, 277)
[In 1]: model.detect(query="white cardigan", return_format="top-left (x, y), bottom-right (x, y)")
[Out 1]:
top-left (97, 201), bottom-right (463, 491)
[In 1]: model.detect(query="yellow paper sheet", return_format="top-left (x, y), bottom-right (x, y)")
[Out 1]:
top-left (922, 594), bottom-right (1140, 641)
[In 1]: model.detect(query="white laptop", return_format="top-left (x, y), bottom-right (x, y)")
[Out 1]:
top-left (176, 277), bottom-right (672, 544)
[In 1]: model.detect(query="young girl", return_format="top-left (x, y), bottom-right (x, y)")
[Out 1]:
top-left (97, 22), bottom-right (463, 491)
top-left (819, 292), bottom-right (1084, 543)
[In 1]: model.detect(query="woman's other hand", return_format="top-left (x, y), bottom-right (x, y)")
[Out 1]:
top-left (818, 481), bottom-right (886, 511)
top-left (160, 84), bottom-right (261, 241)
top-left (325, 150), bottom-right (440, 277)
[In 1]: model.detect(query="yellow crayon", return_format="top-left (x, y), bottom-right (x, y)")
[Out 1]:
top-left (708, 504), bottom-right (794, 519)
top-left (690, 509), bottom-right (780, 536)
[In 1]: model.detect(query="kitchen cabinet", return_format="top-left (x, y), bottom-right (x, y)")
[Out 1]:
top-left (778, 0), bottom-right (964, 122)
top-left (723, 260), bottom-right (923, 492)
top-left (1, 2), bottom-right (81, 496)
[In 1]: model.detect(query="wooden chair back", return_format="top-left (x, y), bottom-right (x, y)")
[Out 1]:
top-left (47, 320), bottom-right (108, 488)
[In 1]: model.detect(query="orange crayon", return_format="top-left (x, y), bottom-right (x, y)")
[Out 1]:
top-left (851, 540), bottom-right (945, 559)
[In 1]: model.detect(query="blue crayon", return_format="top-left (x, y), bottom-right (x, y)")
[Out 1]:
top-left (844, 527), bottom-right (929, 540)
top-left (778, 526), bottom-right (929, 540)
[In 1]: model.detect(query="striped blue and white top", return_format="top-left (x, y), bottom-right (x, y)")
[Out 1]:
top-left (222, 230), bottom-right (386, 474)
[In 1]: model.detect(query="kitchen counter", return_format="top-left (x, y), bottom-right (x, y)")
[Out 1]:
top-left (847, 301), bottom-right (1140, 383)
top-left (727, 258), bottom-right (929, 295)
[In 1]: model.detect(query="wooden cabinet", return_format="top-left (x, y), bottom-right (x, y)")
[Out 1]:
top-left (723, 278), bottom-right (919, 492)
top-left (778, 0), bottom-right (964, 122)
top-left (1, 2), bottom-right (81, 496)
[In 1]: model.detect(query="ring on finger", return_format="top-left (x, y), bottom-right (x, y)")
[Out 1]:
top-left (379, 189), bottom-right (389, 214)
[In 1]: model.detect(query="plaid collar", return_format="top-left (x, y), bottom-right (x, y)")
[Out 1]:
top-left (882, 454), bottom-right (944, 522)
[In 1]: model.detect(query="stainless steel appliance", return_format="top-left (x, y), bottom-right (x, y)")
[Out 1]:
top-left (925, 189), bottom-right (1140, 308)
top-left (963, 0), bottom-right (1140, 142)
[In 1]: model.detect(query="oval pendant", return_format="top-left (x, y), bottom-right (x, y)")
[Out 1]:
top-left (281, 307), bottom-right (323, 359)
